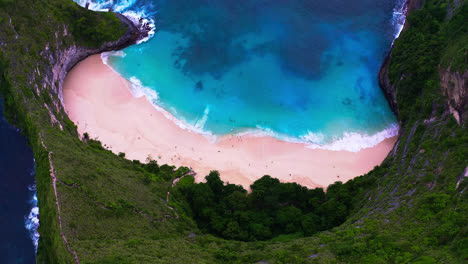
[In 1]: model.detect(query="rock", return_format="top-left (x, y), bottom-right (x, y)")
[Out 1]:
top-left (439, 66), bottom-right (468, 125)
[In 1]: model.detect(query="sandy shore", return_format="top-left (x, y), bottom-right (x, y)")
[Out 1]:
top-left (63, 55), bottom-right (397, 189)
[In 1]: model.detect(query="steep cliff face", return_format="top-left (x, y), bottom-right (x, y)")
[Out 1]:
top-left (379, 53), bottom-right (400, 116)
top-left (1, 3), bottom-right (143, 263)
top-left (44, 13), bottom-right (139, 117)
top-left (378, 0), bottom-right (423, 117)
top-left (439, 67), bottom-right (468, 125)
top-left (1, 0), bottom-right (467, 263)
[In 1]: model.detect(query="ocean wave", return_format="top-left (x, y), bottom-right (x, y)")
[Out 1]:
top-left (194, 106), bottom-right (210, 130)
top-left (25, 177), bottom-right (40, 253)
top-left (74, 0), bottom-right (114, 11)
top-left (101, 50), bottom-right (126, 66)
top-left (392, 0), bottom-right (408, 40)
top-left (74, 0), bottom-right (136, 12)
top-left (304, 124), bottom-right (399, 152)
top-left (235, 124), bottom-right (398, 152)
top-left (128, 76), bottom-right (159, 99)
top-left (122, 10), bottom-right (156, 44)
top-left (74, 0), bottom-right (156, 43)
top-left (124, 74), bottom-right (217, 142)
top-left (25, 204), bottom-right (39, 251)
top-left (235, 126), bottom-right (305, 144)
top-left (101, 52), bottom-right (399, 152)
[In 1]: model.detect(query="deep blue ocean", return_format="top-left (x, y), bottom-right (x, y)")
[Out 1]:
top-left (0, 100), bottom-right (38, 264)
top-left (76, 0), bottom-right (405, 151)
top-left (78, 0), bottom-right (404, 151)
top-left (0, 1), bottom-right (407, 261)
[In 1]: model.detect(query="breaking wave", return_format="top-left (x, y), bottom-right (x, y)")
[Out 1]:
top-left (392, 0), bottom-right (408, 40)
top-left (73, 0), bottom-right (156, 43)
top-left (95, 0), bottom-right (407, 152)
top-left (24, 163), bottom-right (39, 253)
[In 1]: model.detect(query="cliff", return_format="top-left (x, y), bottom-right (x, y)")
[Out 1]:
top-left (439, 66), bottom-right (468, 124)
top-left (0, 0), bottom-right (467, 263)
top-left (48, 13), bottom-right (139, 113)
top-left (378, 0), bottom-right (423, 117)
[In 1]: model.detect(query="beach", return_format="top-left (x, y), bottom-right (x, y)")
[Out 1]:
top-left (63, 55), bottom-right (397, 189)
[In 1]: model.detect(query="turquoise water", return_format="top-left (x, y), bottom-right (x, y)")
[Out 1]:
top-left (77, 0), bottom-right (405, 151)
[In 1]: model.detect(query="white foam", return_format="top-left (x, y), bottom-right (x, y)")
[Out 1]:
top-left (102, 52), bottom-right (399, 152)
top-left (232, 124), bottom-right (398, 152)
top-left (92, 1), bottom-right (402, 153)
top-left (128, 76), bottom-right (158, 99)
top-left (235, 125), bottom-right (304, 144)
top-left (301, 132), bottom-right (326, 145)
top-left (305, 124), bottom-right (399, 152)
top-left (122, 10), bottom-right (156, 44)
top-left (25, 205), bottom-right (40, 251)
top-left (194, 106), bottom-right (210, 130)
top-left (101, 50), bottom-right (126, 66)
top-left (392, 0), bottom-right (408, 40)
top-left (74, 1), bottom-right (157, 44)
top-left (124, 74), bottom-right (217, 142)
top-left (25, 181), bottom-right (40, 253)
top-left (74, 0), bottom-right (114, 11)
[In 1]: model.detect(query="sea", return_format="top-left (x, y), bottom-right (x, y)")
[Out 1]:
top-left (76, 0), bottom-right (406, 152)
top-left (0, 99), bottom-right (38, 264)
top-left (0, 1), bottom-right (407, 261)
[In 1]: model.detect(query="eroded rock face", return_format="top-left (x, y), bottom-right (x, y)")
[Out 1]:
top-left (378, 54), bottom-right (399, 117)
top-left (439, 66), bottom-right (468, 124)
top-left (24, 12), bottom-right (143, 131)
top-left (378, 0), bottom-right (423, 118)
top-left (54, 13), bottom-right (140, 108)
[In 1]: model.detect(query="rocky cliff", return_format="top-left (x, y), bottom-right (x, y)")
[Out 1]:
top-left (439, 66), bottom-right (468, 125)
top-left (378, 0), bottom-right (423, 117)
top-left (48, 13), bottom-right (139, 114)
top-left (1, 0), bottom-right (466, 263)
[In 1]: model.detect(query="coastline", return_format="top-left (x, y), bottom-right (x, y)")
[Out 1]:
top-left (379, 0), bottom-right (423, 117)
top-left (63, 55), bottom-right (397, 189)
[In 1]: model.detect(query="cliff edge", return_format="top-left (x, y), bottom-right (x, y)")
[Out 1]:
top-left (379, 0), bottom-right (423, 117)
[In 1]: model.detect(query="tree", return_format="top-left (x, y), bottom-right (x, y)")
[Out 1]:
top-left (276, 206), bottom-right (302, 233)
top-left (301, 213), bottom-right (321, 236)
top-left (205, 171), bottom-right (224, 197)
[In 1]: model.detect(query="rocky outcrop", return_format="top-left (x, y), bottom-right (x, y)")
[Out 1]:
top-left (439, 66), bottom-right (468, 125)
top-left (43, 13), bottom-right (143, 112)
top-left (378, 53), bottom-right (399, 117)
top-left (378, 0), bottom-right (423, 117)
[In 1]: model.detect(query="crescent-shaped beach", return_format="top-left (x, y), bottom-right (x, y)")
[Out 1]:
top-left (63, 54), bottom-right (397, 189)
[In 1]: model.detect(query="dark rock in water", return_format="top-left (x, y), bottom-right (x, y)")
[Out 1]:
top-left (195, 80), bottom-right (204, 92)
top-left (85, 2), bottom-right (90, 9)
top-left (342, 97), bottom-right (352, 106)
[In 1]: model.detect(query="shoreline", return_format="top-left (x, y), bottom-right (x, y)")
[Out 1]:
top-left (102, 49), bottom-right (399, 153)
top-left (63, 55), bottom-right (397, 189)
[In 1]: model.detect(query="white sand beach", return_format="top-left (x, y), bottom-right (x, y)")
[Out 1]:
top-left (63, 55), bottom-right (397, 189)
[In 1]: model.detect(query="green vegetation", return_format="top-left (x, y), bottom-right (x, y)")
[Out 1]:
top-left (0, 0), bottom-right (467, 263)
top-left (440, 2), bottom-right (468, 71)
top-left (390, 0), bottom-right (468, 122)
top-left (64, 6), bottom-right (126, 47)
top-left (178, 172), bottom-right (374, 241)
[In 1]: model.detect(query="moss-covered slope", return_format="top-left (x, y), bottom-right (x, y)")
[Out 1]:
top-left (0, 0), bottom-right (467, 263)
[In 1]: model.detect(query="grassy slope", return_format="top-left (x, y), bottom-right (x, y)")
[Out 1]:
top-left (0, 0), bottom-right (467, 263)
